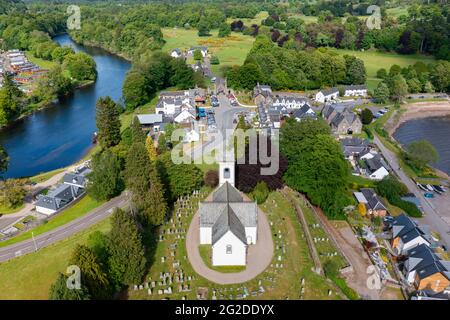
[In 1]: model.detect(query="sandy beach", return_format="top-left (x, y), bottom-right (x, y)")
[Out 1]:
top-left (386, 101), bottom-right (450, 135)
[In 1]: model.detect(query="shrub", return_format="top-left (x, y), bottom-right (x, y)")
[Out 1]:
top-left (204, 170), bottom-right (219, 188)
top-left (252, 181), bottom-right (269, 204)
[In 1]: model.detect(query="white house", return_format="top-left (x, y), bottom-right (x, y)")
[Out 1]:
top-left (364, 155), bottom-right (389, 180)
top-left (35, 184), bottom-right (83, 216)
top-left (174, 107), bottom-right (196, 124)
top-left (344, 85), bottom-right (367, 97)
top-left (184, 129), bottom-right (200, 143)
top-left (189, 46), bottom-right (208, 57)
top-left (199, 162), bottom-right (258, 266)
top-left (315, 87), bottom-right (339, 103)
top-left (272, 96), bottom-right (307, 109)
top-left (170, 48), bottom-right (182, 58)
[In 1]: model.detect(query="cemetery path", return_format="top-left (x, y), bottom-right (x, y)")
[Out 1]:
top-left (186, 206), bottom-right (274, 285)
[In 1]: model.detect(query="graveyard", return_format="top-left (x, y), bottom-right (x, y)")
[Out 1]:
top-left (128, 188), bottom-right (348, 300)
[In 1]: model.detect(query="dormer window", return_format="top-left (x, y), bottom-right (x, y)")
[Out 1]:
top-left (226, 245), bottom-right (232, 254)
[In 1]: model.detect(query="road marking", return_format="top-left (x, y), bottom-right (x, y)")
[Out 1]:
top-left (15, 250), bottom-right (22, 257)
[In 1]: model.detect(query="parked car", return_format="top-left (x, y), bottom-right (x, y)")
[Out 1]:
top-left (424, 193), bottom-right (434, 198)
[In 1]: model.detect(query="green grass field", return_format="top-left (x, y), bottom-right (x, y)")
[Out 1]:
top-left (330, 48), bottom-right (434, 91)
top-left (386, 7), bottom-right (409, 18)
top-left (0, 196), bottom-right (104, 248)
top-left (0, 218), bottom-right (111, 300)
top-left (162, 28), bottom-right (255, 76)
top-left (226, 11), bottom-right (269, 26)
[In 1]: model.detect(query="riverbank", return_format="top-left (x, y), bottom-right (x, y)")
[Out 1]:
top-left (67, 35), bottom-right (133, 62)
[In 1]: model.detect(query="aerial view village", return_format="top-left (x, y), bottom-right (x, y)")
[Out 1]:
top-left (0, 0), bottom-right (449, 312)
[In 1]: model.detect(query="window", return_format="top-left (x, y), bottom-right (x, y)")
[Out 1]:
top-left (226, 245), bottom-right (232, 254)
top-left (224, 168), bottom-right (230, 179)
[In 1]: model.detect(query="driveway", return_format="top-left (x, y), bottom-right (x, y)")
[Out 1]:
top-left (373, 135), bottom-right (450, 248)
top-left (185, 205), bottom-right (273, 285)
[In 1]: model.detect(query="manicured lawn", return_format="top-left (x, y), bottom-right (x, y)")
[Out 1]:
top-left (0, 218), bottom-right (111, 300)
top-left (198, 244), bottom-right (246, 273)
top-left (162, 28), bottom-right (255, 76)
top-left (0, 196), bottom-right (104, 248)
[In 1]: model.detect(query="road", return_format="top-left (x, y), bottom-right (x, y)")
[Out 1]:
top-left (0, 163), bottom-right (84, 232)
top-left (373, 135), bottom-right (450, 249)
top-left (0, 194), bottom-right (128, 263)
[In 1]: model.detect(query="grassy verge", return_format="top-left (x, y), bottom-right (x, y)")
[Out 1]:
top-left (198, 244), bottom-right (246, 273)
top-left (0, 196), bottom-right (104, 248)
top-left (0, 217), bottom-right (111, 300)
top-left (0, 203), bottom-right (25, 215)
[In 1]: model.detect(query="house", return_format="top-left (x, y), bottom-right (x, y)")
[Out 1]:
top-left (272, 96), bottom-right (308, 109)
top-left (189, 46), bottom-right (208, 57)
top-left (136, 114), bottom-right (164, 132)
top-left (403, 244), bottom-right (450, 293)
top-left (315, 87), bottom-right (339, 103)
top-left (353, 188), bottom-right (387, 217)
top-left (63, 169), bottom-right (91, 189)
top-left (184, 128), bottom-right (200, 143)
top-left (341, 137), bottom-right (370, 159)
top-left (257, 104), bottom-right (281, 130)
top-left (344, 85), bottom-right (367, 97)
top-left (253, 84), bottom-right (273, 106)
top-left (173, 106), bottom-right (196, 124)
top-left (170, 48), bottom-right (182, 58)
top-left (364, 154), bottom-right (389, 180)
top-left (292, 104), bottom-right (317, 121)
top-left (391, 214), bottom-right (432, 255)
top-left (322, 105), bottom-right (362, 135)
top-left (35, 184), bottom-right (83, 216)
top-left (198, 161), bottom-right (257, 266)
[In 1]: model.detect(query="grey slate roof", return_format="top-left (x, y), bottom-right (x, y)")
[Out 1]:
top-left (63, 173), bottom-right (88, 187)
top-left (35, 184), bottom-right (83, 211)
top-left (212, 205), bottom-right (247, 245)
top-left (360, 188), bottom-right (386, 211)
top-left (320, 87), bottom-right (338, 96)
top-left (199, 182), bottom-right (257, 233)
top-left (365, 155), bottom-right (385, 173)
top-left (212, 182), bottom-right (243, 202)
top-left (293, 104), bottom-right (316, 119)
top-left (344, 84), bottom-right (367, 91)
top-left (392, 214), bottom-right (418, 238)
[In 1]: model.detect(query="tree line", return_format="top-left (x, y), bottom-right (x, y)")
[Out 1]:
top-left (226, 35), bottom-right (366, 90)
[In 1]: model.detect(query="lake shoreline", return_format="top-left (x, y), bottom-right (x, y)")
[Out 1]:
top-left (389, 101), bottom-right (450, 180)
top-left (387, 100), bottom-right (450, 136)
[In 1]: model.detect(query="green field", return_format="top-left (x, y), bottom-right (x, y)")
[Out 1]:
top-left (0, 196), bottom-right (103, 248)
top-left (386, 7), bottom-right (409, 18)
top-left (330, 48), bottom-right (435, 91)
top-left (162, 28), bottom-right (255, 75)
top-left (0, 218), bottom-right (111, 300)
top-left (226, 11), bottom-right (269, 26)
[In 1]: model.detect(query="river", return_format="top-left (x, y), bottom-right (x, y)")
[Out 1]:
top-left (393, 116), bottom-right (450, 176)
top-left (0, 34), bottom-right (131, 179)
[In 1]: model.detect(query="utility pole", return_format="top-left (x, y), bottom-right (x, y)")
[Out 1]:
top-left (31, 232), bottom-right (38, 252)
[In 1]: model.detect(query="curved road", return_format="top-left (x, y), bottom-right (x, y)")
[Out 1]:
top-left (0, 194), bottom-right (128, 263)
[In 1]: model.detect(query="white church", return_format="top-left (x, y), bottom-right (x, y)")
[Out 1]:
top-left (199, 161), bottom-right (258, 266)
